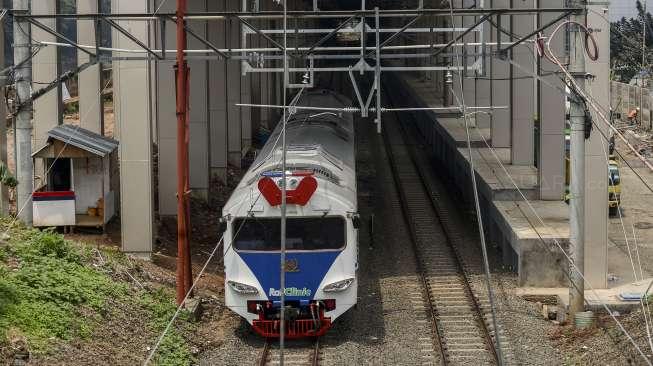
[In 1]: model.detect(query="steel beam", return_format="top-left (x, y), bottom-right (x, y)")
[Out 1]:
top-left (26, 17), bottom-right (96, 58)
top-left (103, 18), bottom-right (162, 59)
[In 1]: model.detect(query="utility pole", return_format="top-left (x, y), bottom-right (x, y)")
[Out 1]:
top-left (568, 0), bottom-right (588, 319)
top-left (641, 0), bottom-right (647, 127)
top-left (175, 0), bottom-right (192, 305)
top-left (13, 0), bottom-right (33, 225)
top-left (0, 20), bottom-right (8, 216)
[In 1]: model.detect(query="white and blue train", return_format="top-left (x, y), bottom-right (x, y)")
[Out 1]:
top-left (221, 89), bottom-right (358, 338)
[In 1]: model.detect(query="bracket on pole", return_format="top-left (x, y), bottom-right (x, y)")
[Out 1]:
top-left (103, 18), bottom-right (163, 60)
top-left (27, 18), bottom-right (96, 59)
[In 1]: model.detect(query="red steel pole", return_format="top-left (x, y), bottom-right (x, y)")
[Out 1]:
top-left (175, 0), bottom-right (190, 305)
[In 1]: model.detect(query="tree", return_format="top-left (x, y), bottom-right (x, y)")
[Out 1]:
top-left (611, 1), bottom-right (653, 82)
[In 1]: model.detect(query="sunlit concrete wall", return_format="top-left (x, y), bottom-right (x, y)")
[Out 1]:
top-left (490, 0), bottom-right (511, 148)
top-left (77, 0), bottom-right (103, 134)
top-left (112, 0), bottom-right (154, 256)
top-left (511, 1), bottom-right (535, 165)
top-left (538, 0), bottom-right (566, 201)
top-left (32, 0), bottom-right (60, 185)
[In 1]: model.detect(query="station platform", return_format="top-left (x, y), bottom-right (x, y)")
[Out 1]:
top-left (516, 278), bottom-right (653, 312)
top-left (390, 74), bottom-right (651, 290)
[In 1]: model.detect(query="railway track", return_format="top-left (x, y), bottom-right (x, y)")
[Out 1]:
top-left (382, 98), bottom-right (505, 365)
top-left (257, 338), bottom-right (321, 366)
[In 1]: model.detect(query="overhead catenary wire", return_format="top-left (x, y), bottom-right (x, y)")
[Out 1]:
top-left (463, 25), bottom-right (653, 357)
top-left (446, 2), bottom-right (504, 364)
top-left (144, 86), bottom-right (307, 364)
top-left (497, 19), bottom-right (653, 359)
top-left (464, 117), bottom-right (652, 365)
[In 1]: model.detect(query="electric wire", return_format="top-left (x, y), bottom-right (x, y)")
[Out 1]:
top-left (447, 2), bottom-right (504, 364)
top-left (463, 40), bottom-right (653, 360)
top-left (497, 19), bottom-right (653, 358)
top-left (464, 116), bottom-right (652, 365)
top-left (279, 0), bottom-right (289, 362)
top-left (144, 86), bottom-right (306, 364)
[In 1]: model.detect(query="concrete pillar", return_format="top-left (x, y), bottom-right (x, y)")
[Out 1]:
top-left (187, 0), bottom-right (209, 199)
top-left (450, 0), bottom-right (475, 110)
top-left (208, 0), bottom-right (228, 182)
top-left (154, 0), bottom-right (176, 216)
top-left (77, 0), bottom-right (103, 134)
top-left (249, 2), bottom-right (262, 145)
top-left (510, 0), bottom-right (535, 165)
top-left (154, 0), bottom-right (209, 211)
top-left (461, 0), bottom-right (476, 122)
top-left (227, 0), bottom-right (243, 167)
top-left (32, 0), bottom-right (60, 185)
top-left (490, 0), bottom-right (511, 147)
top-left (475, 1), bottom-right (492, 129)
top-left (112, 0), bottom-right (154, 256)
top-left (239, 1), bottom-right (252, 156)
top-left (583, 5), bottom-right (609, 289)
top-left (538, 0), bottom-right (565, 200)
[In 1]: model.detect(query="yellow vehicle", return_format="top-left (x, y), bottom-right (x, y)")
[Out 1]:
top-left (608, 158), bottom-right (621, 217)
top-left (564, 155), bottom-right (621, 217)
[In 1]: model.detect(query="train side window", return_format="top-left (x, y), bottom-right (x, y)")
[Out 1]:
top-left (233, 217), bottom-right (346, 251)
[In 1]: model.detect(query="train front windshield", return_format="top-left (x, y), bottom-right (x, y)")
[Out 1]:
top-left (233, 217), bottom-right (346, 251)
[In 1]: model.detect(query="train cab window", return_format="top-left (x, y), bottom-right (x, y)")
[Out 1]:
top-left (233, 217), bottom-right (346, 251)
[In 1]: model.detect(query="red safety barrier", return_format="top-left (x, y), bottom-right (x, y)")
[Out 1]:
top-left (252, 318), bottom-right (332, 339)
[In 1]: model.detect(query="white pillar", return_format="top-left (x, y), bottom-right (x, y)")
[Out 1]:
top-left (187, 0), bottom-right (209, 199)
top-left (208, 0), bottom-right (228, 181)
top-left (511, 1), bottom-right (535, 165)
top-left (113, 0), bottom-right (154, 256)
top-left (583, 5), bottom-right (609, 289)
top-left (32, 0), bottom-right (60, 185)
top-left (538, 0), bottom-right (566, 200)
top-left (490, 0), bottom-right (510, 147)
top-left (77, 0), bottom-right (103, 134)
top-left (475, 1), bottom-right (492, 129)
top-left (240, 0), bottom-right (252, 155)
top-left (227, 0), bottom-right (243, 167)
top-left (154, 0), bottom-right (176, 216)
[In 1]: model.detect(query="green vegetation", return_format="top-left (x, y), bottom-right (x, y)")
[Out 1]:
top-left (0, 220), bottom-right (195, 365)
top-left (0, 163), bottom-right (17, 188)
top-left (611, 0), bottom-right (653, 82)
top-left (138, 289), bottom-right (196, 366)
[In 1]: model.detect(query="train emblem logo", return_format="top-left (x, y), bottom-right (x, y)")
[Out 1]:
top-left (284, 258), bottom-right (300, 272)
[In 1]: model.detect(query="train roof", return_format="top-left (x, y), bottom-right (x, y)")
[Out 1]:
top-left (224, 89), bottom-right (357, 216)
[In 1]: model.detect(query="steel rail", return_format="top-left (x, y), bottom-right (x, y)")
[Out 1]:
top-left (258, 338), bottom-right (271, 366)
top-left (383, 90), bottom-right (503, 365)
top-left (380, 102), bottom-right (448, 365)
top-left (311, 338), bottom-right (321, 366)
top-left (256, 338), bottom-right (320, 365)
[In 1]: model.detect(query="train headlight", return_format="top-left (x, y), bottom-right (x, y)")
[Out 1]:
top-left (323, 278), bottom-right (354, 292)
top-left (228, 280), bottom-right (259, 294)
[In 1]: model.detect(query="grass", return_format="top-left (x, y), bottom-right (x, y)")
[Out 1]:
top-left (0, 219), bottom-right (195, 365)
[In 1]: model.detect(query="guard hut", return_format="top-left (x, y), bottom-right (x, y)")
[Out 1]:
top-left (32, 125), bottom-right (119, 230)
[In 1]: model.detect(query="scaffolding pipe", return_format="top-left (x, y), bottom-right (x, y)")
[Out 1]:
top-left (36, 39), bottom-right (521, 54)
